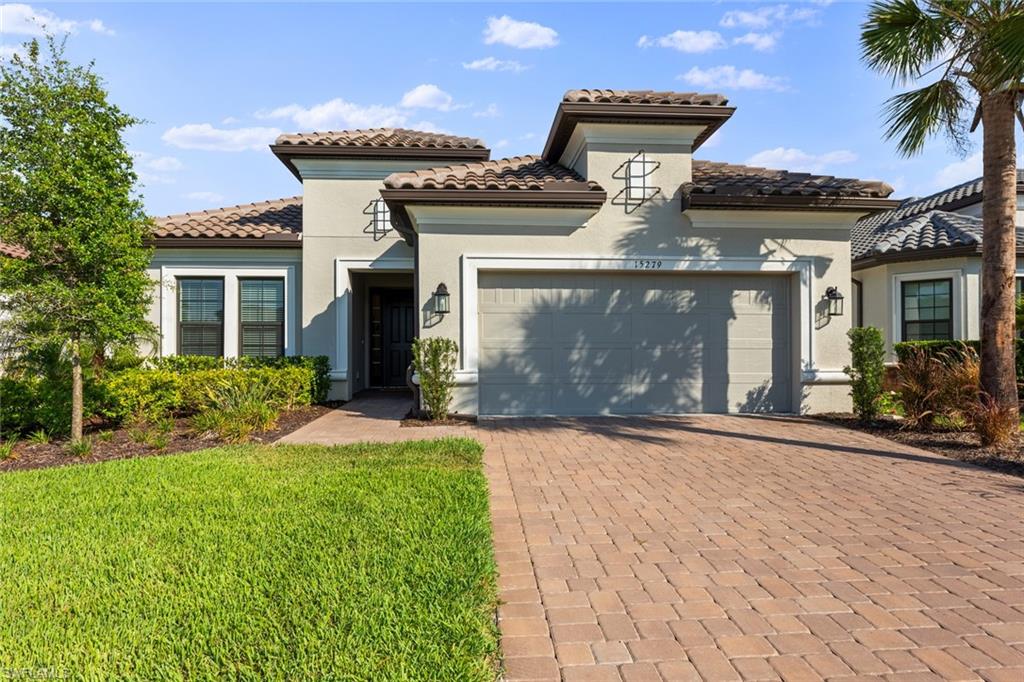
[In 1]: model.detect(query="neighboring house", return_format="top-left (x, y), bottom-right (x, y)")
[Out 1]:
top-left (852, 172), bottom-right (1024, 358)
top-left (149, 89), bottom-right (899, 415)
top-left (0, 241), bottom-right (29, 260)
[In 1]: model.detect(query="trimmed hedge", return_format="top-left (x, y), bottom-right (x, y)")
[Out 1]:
top-left (0, 355), bottom-right (331, 435)
top-left (893, 339), bottom-right (1024, 381)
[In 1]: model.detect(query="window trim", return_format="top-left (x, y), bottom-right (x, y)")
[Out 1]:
top-left (159, 265), bottom-right (296, 358)
top-left (238, 276), bottom-right (285, 358)
top-left (176, 276), bottom-right (225, 356)
top-left (891, 269), bottom-right (964, 344)
top-left (899, 277), bottom-right (954, 342)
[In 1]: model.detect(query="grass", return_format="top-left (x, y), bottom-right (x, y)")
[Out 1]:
top-left (0, 438), bottom-right (498, 680)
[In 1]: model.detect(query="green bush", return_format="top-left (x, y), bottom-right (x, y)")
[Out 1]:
top-left (845, 326), bottom-right (886, 421)
top-left (413, 337), bottom-right (459, 421)
top-left (146, 355), bottom-right (330, 404)
top-left (103, 369), bottom-right (185, 423)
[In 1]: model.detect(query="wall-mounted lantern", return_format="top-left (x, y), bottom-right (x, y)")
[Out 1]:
top-left (824, 286), bottom-right (845, 317)
top-left (433, 283), bottom-right (450, 315)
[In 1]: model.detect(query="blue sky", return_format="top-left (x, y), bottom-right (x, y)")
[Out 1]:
top-left (2, 2), bottom-right (1020, 217)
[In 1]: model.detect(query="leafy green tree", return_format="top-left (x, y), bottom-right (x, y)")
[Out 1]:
top-left (0, 37), bottom-right (154, 441)
top-left (861, 0), bottom-right (1024, 443)
top-left (845, 326), bottom-right (887, 421)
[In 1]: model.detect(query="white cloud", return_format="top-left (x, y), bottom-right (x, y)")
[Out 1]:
top-left (131, 151), bottom-right (184, 184)
top-left (0, 44), bottom-right (25, 60)
top-left (184, 191), bottom-right (225, 204)
top-left (462, 56), bottom-right (528, 72)
top-left (720, 4), bottom-right (818, 29)
top-left (520, 132), bottom-right (536, 140)
top-left (473, 103), bottom-right (500, 118)
top-left (1, 3), bottom-right (114, 36)
top-left (680, 65), bottom-right (789, 92)
top-left (733, 32), bottom-right (779, 52)
top-left (745, 147), bottom-right (857, 173)
top-left (400, 84), bottom-right (461, 112)
top-left (934, 151), bottom-right (982, 187)
top-left (483, 15), bottom-right (558, 49)
top-left (221, 116), bottom-right (239, 125)
top-left (162, 124), bottom-right (281, 152)
top-left (493, 139), bottom-right (510, 149)
top-left (257, 98), bottom-right (406, 129)
top-left (637, 30), bottom-right (726, 53)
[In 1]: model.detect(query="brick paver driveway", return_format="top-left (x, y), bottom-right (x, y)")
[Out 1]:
top-left (476, 416), bottom-right (1024, 681)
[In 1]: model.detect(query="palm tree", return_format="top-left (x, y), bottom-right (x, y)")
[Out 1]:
top-left (861, 0), bottom-right (1024, 441)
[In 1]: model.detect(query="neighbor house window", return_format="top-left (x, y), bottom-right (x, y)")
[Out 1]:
top-left (901, 279), bottom-right (952, 341)
top-left (239, 278), bottom-right (284, 357)
top-left (178, 278), bottom-right (224, 356)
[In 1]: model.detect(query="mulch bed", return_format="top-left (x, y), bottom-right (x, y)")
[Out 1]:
top-left (0, 404), bottom-right (333, 474)
top-left (815, 413), bottom-right (1024, 478)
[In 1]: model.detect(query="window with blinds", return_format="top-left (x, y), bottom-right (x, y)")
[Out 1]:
top-left (178, 278), bottom-right (224, 356)
top-left (239, 278), bottom-right (284, 357)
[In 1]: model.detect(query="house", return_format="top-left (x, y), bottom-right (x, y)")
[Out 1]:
top-left (852, 172), bottom-right (1024, 358)
top-left (148, 89), bottom-right (899, 415)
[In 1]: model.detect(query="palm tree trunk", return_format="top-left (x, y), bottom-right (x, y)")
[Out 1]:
top-left (979, 91), bottom-right (1019, 430)
top-left (70, 337), bottom-right (83, 441)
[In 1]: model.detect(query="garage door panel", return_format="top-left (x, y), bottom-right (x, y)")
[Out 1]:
top-left (554, 383), bottom-right (633, 415)
top-left (559, 346), bottom-right (634, 382)
top-left (479, 345), bottom-right (554, 382)
top-left (553, 313), bottom-right (632, 342)
top-left (480, 312), bottom-right (552, 342)
top-left (478, 271), bottom-right (791, 415)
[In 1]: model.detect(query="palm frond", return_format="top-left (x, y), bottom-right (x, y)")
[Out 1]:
top-left (861, 0), bottom-right (960, 82)
top-left (985, 12), bottom-right (1024, 89)
top-left (882, 79), bottom-right (969, 156)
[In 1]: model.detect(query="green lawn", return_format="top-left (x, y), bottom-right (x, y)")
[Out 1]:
top-left (0, 438), bottom-right (498, 681)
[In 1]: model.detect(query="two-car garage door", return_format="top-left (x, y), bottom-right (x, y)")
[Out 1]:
top-left (478, 271), bottom-right (792, 415)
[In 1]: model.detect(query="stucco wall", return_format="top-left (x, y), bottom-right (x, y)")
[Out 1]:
top-left (412, 131), bottom-right (859, 414)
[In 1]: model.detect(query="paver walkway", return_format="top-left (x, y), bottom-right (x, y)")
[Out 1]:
top-left (284, 404), bottom-right (1024, 681)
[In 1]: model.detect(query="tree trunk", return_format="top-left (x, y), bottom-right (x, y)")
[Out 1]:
top-left (979, 91), bottom-right (1019, 434)
top-left (70, 338), bottom-right (83, 441)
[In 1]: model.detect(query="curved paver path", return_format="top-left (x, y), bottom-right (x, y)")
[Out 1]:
top-left (475, 416), bottom-right (1024, 682)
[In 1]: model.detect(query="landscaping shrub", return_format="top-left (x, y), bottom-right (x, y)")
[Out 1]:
top-left (413, 337), bottom-right (459, 420)
top-left (103, 368), bottom-right (184, 423)
top-left (845, 326), bottom-right (886, 421)
top-left (894, 339), bottom-right (1024, 387)
top-left (973, 393), bottom-right (1019, 447)
top-left (895, 342), bottom-right (984, 429)
top-left (147, 355), bottom-right (330, 404)
top-left (895, 346), bottom-right (942, 426)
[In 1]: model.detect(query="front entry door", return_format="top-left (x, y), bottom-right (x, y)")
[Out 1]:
top-left (380, 289), bottom-right (415, 387)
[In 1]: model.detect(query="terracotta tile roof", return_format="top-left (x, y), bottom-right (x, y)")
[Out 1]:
top-left (274, 128), bottom-right (487, 151)
top-left (152, 196), bottom-right (302, 242)
top-left (563, 89), bottom-right (729, 107)
top-left (688, 160), bottom-right (895, 199)
top-left (382, 155), bottom-right (603, 192)
top-left (0, 240), bottom-right (28, 259)
top-left (852, 170), bottom-right (1024, 261)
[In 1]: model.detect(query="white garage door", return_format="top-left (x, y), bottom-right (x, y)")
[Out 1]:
top-left (477, 271), bottom-right (792, 415)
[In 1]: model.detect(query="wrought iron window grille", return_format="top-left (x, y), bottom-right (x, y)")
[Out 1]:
top-left (363, 199), bottom-right (392, 241)
top-left (612, 150), bottom-right (661, 213)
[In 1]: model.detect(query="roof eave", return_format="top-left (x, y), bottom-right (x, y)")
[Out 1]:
top-left (684, 194), bottom-right (901, 213)
top-left (542, 102), bottom-right (736, 162)
top-left (271, 144), bottom-right (492, 181)
top-left (380, 188), bottom-right (608, 244)
top-left (149, 236), bottom-right (302, 249)
top-left (852, 244), bottom-right (985, 270)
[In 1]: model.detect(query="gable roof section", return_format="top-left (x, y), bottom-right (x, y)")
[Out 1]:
top-left (380, 155), bottom-right (607, 244)
top-left (852, 170), bottom-right (1024, 265)
top-left (271, 128), bottom-right (490, 179)
top-left (0, 240), bottom-right (29, 259)
top-left (543, 89), bottom-right (735, 162)
top-left (683, 160), bottom-right (898, 212)
top-left (152, 196), bottom-right (302, 247)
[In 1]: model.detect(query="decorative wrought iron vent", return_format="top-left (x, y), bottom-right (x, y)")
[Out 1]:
top-left (613, 150), bottom-right (660, 213)
top-left (363, 199), bottom-right (392, 241)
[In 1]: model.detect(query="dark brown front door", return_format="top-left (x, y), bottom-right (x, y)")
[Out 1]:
top-left (370, 289), bottom-right (414, 387)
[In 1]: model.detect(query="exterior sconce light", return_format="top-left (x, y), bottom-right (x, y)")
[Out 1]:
top-left (824, 286), bottom-right (844, 317)
top-left (433, 283), bottom-right (450, 315)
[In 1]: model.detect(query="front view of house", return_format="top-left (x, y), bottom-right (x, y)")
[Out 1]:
top-left (149, 89), bottom-right (898, 415)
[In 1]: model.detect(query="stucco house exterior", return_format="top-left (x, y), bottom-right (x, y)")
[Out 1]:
top-left (852, 172), bottom-right (1024, 358)
top-left (148, 89), bottom-right (900, 416)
